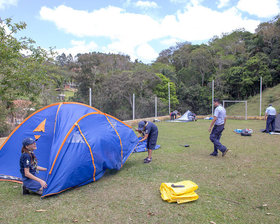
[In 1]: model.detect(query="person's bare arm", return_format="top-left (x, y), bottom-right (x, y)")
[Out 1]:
top-left (37, 166), bottom-right (47, 171)
top-left (139, 133), bottom-right (148, 142)
top-left (208, 117), bottom-right (217, 132)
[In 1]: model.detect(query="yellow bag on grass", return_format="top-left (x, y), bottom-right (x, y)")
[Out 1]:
top-left (160, 180), bottom-right (199, 204)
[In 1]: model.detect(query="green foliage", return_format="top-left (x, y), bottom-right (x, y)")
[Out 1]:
top-left (0, 18), bottom-right (53, 107)
top-left (154, 73), bottom-right (178, 109)
top-left (0, 104), bottom-right (9, 137)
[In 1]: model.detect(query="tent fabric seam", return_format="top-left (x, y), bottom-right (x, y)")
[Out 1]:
top-left (49, 112), bottom-right (104, 175)
top-left (76, 124), bottom-right (96, 182)
top-left (104, 114), bottom-right (123, 166)
top-left (53, 103), bottom-right (63, 135)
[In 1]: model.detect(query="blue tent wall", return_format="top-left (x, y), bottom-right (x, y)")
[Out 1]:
top-left (0, 102), bottom-right (139, 197)
top-left (0, 104), bottom-right (59, 180)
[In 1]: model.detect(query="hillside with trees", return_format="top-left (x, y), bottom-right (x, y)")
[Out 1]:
top-left (1, 16), bottom-right (280, 136)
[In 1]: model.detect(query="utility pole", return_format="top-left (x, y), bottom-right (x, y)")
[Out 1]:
top-left (260, 76), bottom-right (262, 116)
top-left (212, 80), bottom-right (214, 116)
top-left (168, 82), bottom-right (170, 115)
top-left (133, 93), bottom-right (135, 120)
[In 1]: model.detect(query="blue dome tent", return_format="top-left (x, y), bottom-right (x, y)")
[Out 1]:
top-left (0, 102), bottom-right (139, 197)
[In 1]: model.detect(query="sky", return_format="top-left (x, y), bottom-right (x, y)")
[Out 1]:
top-left (1, 0), bottom-right (280, 63)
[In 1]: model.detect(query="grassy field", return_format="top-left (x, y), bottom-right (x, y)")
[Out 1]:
top-left (226, 83), bottom-right (280, 116)
top-left (0, 120), bottom-right (279, 224)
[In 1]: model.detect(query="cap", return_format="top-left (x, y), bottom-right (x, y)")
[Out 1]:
top-left (22, 137), bottom-right (35, 147)
top-left (214, 98), bottom-right (220, 103)
top-left (138, 121), bottom-right (146, 131)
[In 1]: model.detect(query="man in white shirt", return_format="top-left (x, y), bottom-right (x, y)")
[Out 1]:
top-left (208, 98), bottom-right (229, 157)
top-left (265, 104), bottom-right (277, 133)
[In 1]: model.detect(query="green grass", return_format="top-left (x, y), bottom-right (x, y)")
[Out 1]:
top-left (226, 84), bottom-right (280, 116)
top-left (1, 120), bottom-right (280, 223)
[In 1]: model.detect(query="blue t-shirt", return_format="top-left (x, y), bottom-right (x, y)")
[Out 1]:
top-left (214, 105), bottom-right (226, 125)
top-left (19, 153), bottom-right (37, 177)
top-left (144, 122), bottom-right (158, 136)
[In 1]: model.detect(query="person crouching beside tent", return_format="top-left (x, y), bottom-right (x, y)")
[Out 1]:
top-left (20, 138), bottom-right (47, 195)
top-left (136, 121), bottom-right (158, 163)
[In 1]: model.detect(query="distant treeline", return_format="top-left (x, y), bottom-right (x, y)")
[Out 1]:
top-left (1, 16), bottom-right (280, 135)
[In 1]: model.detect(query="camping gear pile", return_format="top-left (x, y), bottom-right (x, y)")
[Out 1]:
top-left (234, 128), bottom-right (253, 136)
top-left (0, 102), bottom-right (139, 197)
top-left (160, 180), bottom-right (199, 204)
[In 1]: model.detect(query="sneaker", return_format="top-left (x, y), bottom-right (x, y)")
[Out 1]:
top-left (36, 189), bottom-right (43, 195)
top-left (144, 157), bottom-right (152, 163)
top-left (210, 153), bottom-right (218, 157)
top-left (222, 148), bottom-right (229, 157)
top-left (22, 185), bottom-right (30, 195)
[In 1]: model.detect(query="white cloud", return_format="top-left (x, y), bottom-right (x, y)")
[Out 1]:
top-left (169, 0), bottom-right (189, 3)
top-left (55, 40), bottom-right (98, 57)
top-left (135, 1), bottom-right (158, 9)
top-left (0, 0), bottom-right (17, 9)
top-left (217, 0), bottom-right (230, 8)
top-left (237, 0), bottom-right (280, 18)
top-left (161, 4), bottom-right (260, 41)
top-left (161, 38), bottom-right (183, 46)
top-left (40, 3), bottom-right (262, 62)
top-left (40, 5), bottom-right (161, 42)
top-left (136, 43), bottom-right (158, 62)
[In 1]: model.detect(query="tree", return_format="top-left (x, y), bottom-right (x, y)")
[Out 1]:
top-left (154, 73), bottom-right (179, 110)
top-left (0, 18), bottom-right (54, 135)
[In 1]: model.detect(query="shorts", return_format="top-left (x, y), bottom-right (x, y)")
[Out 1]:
top-left (147, 131), bottom-right (158, 149)
top-left (22, 177), bottom-right (41, 192)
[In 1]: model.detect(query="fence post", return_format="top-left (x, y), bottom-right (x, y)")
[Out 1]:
top-left (89, 88), bottom-right (92, 107)
top-left (133, 93), bottom-right (135, 120)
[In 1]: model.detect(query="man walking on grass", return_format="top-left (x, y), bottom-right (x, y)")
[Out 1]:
top-left (208, 98), bottom-right (229, 157)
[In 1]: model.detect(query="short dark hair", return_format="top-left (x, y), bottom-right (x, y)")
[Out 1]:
top-left (214, 98), bottom-right (220, 103)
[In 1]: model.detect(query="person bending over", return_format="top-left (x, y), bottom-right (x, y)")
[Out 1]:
top-left (136, 120), bottom-right (158, 163)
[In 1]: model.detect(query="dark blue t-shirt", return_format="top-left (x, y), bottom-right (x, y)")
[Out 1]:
top-left (144, 122), bottom-right (158, 136)
top-left (19, 153), bottom-right (37, 177)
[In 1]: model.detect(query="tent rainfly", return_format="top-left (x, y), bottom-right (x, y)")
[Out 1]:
top-left (0, 102), bottom-right (139, 197)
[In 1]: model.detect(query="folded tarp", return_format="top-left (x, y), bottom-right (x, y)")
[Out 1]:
top-left (133, 137), bottom-right (160, 153)
top-left (160, 180), bottom-right (199, 204)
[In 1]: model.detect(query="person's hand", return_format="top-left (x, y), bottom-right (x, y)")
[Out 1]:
top-left (208, 127), bottom-right (212, 132)
top-left (40, 180), bottom-right (47, 188)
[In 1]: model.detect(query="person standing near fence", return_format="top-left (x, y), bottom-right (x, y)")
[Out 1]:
top-left (265, 104), bottom-right (277, 133)
top-left (208, 98), bottom-right (229, 157)
top-left (136, 120), bottom-right (158, 163)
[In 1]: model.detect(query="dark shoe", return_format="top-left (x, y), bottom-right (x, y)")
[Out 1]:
top-left (22, 185), bottom-right (30, 195)
top-left (210, 153), bottom-right (217, 157)
top-left (144, 157), bottom-right (152, 163)
top-left (222, 148), bottom-right (229, 157)
top-left (36, 189), bottom-right (43, 195)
